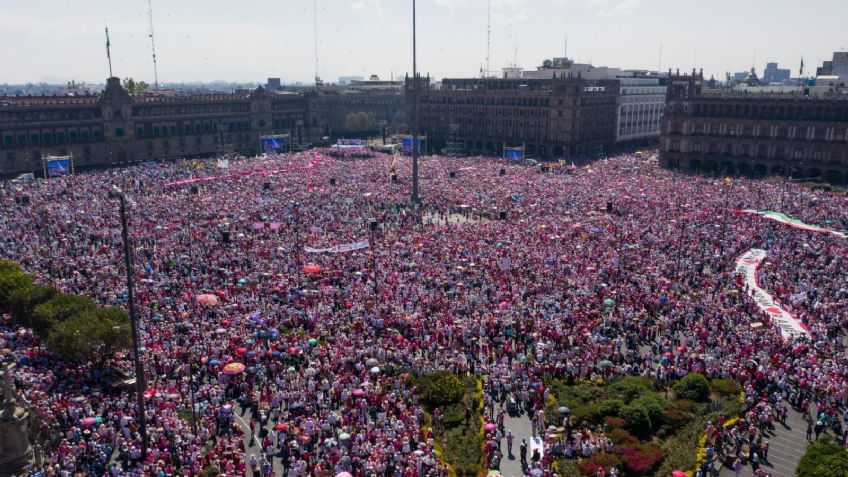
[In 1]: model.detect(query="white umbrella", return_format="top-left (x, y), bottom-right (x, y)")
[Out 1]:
top-left (370, 366), bottom-right (380, 374)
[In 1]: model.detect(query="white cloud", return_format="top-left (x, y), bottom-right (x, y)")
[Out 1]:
top-left (591, 0), bottom-right (643, 18)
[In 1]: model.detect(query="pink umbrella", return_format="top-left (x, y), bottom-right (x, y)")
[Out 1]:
top-left (82, 417), bottom-right (96, 427)
top-left (672, 471), bottom-right (687, 477)
top-left (196, 294), bottom-right (219, 307)
top-left (223, 362), bottom-right (246, 375)
top-left (352, 389), bottom-right (366, 397)
top-left (484, 423), bottom-right (497, 431)
top-left (336, 473), bottom-right (353, 477)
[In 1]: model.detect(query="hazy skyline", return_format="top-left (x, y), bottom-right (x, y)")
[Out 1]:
top-left (1, 0), bottom-right (846, 85)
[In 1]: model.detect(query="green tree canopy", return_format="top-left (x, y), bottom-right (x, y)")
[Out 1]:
top-left (122, 77), bottom-right (150, 95)
top-left (8, 284), bottom-right (56, 327)
top-left (47, 306), bottom-right (131, 364)
top-left (31, 293), bottom-right (96, 337)
top-left (344, 112), bottom-right (375, 132)
top-left (796, 436), bottom-right (848, 477)
top-left (0, 268), bottom-right (33, 311)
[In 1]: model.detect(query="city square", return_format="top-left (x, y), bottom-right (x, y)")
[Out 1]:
top-left (2, 1), bottom-right (848, 477)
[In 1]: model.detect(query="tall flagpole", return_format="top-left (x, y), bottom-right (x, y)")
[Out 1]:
top-left (105, 27), bottom-right (113, 78)
top-left (411, 0), bottom-right (420, 203)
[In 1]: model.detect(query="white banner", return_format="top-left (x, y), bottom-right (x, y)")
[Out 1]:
top-left (305, 239), bottom-right (370, 254)
top-left (735, 249), bottom-right (810, 340)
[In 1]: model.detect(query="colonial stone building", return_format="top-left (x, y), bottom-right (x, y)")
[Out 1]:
top-left (0, 77), bottom-right (321, 175)
top-left (405, 74), bottom-right (618, 158)
top-left (660, 70), bottom-right (848, 183)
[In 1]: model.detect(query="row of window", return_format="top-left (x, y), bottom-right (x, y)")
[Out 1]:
top-left (2, 129), bottom-right (102, 148)
top-left (681, 141), bottom-right (845, 163)
top-left (671, 120), bottom-right (848, 142)
top-left (0, 110), bottom-right (101, 124)
top-left (423, 96), bottom-right (553, 107)
top-left (134, 104), bottom-right (251, 117)
top-left (693, 102), bottom-right (848, 122)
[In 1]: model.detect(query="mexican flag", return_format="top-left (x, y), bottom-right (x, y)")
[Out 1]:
top-left (741, 210), bottom-right (847, 239)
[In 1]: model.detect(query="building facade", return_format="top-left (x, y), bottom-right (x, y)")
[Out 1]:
top-left (0, 77), bottom-right (321, 175)
top-left (616, 77), bottom-right (666, 143)
top-left (660, 70), bottom-right (848, 183)
top-left (406, 75), bottom-right (618, 158)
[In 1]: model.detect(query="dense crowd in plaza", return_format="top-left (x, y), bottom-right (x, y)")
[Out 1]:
top-left (1, 149), bottom-right (847, 477)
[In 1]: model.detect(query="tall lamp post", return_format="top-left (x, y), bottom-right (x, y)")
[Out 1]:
top-left (411, 0), bottom-right (420, 204)
top-left (110, 186), bottom-right (149, 459)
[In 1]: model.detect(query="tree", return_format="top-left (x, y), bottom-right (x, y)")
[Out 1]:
top-left (8, 284), bottom-right (56, 327)
top-left (121, 77), bottom-right (149, 95)
top-left (0, 268), bottom-right (33, 312)
top-left (31, 293), bottom-right (96, 337)
top-left (796, 436), bottom-right (848, 477)
top-left (344, 112), bottom-right (375, 132)
top-left (47, 306), bottom-right (131, 365)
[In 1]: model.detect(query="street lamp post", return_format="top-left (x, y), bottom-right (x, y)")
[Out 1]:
top-left (411, 0), bottom-right (420, 204)
top-left (111, 186), bottom-right (149, 460)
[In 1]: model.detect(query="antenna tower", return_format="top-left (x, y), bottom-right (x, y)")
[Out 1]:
top-left (147, 0), bottom-right (160, 88)
top-left (314, 0), bottom-right (321, 84)
top-left (485, 0), bottom-right (491, 77)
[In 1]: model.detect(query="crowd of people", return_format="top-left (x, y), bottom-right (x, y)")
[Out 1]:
top-left (1, 150), bottom-right (847, 477)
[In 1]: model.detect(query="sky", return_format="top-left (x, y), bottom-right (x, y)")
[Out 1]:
top-left (1, 0), bottom-right (846, 85)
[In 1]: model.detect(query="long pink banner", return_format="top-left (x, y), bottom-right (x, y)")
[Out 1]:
top-left (164, 153), bottom-right (324, 188)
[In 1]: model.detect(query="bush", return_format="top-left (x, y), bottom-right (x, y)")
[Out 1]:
top-left (417, 371), bottom-right (465, 407)
top-left (608, 428), bottom-right (638, 445)
top-left (633, 393), bottom-right (668, 425)
top-left (570, 402), bottom-right (599, 424)
top-left (621, 403), bottom-right (651, 436)
top-left (609, 376), bottom-right (653, 402)
top-left (31, 293), bottom-right (96, 337)
top-left (617, 444), bottom-right (666, 475)
top-left (596, 399), bottom-right (625, 419)
top-left (654, 421), bottom-right (701, 477)
top-left (8, 284), bottom-right (56, 327)
top-left (673, 373), bottom-right (710, 402)
top-left (578, 452), bottom-right (623, 476)
top-left (604, 416), bottom-right (627, 430)
top-left (440, 402), bottom-right (466, 428)
top-left (553, 460), bottom-right (583, 477)
top-left (796, 435), bottom-right (848, 477)
top-left (709, 378), bottom-right (741, 397)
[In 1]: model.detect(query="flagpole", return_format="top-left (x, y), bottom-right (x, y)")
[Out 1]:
top-left (105, 27), bottom-right (113, 78)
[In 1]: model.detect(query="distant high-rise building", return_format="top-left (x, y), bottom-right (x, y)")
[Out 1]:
top-left (816, 52), bottom-right (848, 83)
top-left (266, 78), bottom-right (282, 90)
top-left (762, 62), bottom-right (791, 85)
top-left (338, 76), bottom-right (365, 86)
